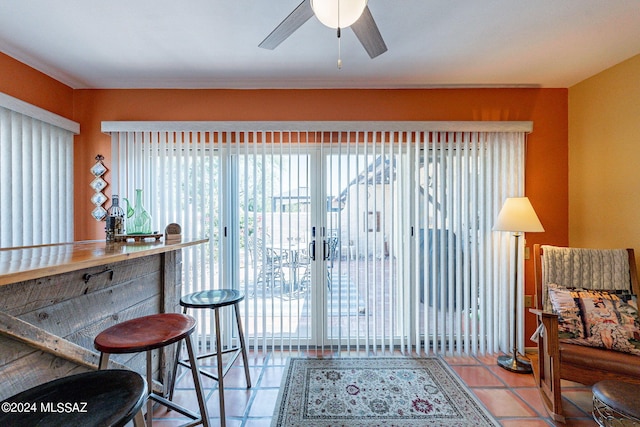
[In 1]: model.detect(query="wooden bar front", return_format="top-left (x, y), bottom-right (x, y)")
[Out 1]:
top-left (0, 238), bottom-right (207, 400)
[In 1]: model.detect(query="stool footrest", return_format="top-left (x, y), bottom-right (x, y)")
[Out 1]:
top-left (178, 347), bottom-right (244, 383)
top-left (150, 392), bottom-right (202, 421)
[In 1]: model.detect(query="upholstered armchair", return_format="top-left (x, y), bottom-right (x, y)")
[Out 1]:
top-left (530, 244), bottom-right (640, 422)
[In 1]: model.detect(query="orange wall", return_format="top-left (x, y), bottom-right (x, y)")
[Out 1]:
top-left (73, 88), bottom-right (568, 344)
top-left (2, 51), bottom-right (568, 345)
top-left (0, 52), bottom-right (73, 118)
top-left (73, 88), bottom-right (568, 243)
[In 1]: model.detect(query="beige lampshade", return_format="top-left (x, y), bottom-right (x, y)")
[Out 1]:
top-left (493, 197), bottom-right (544, 233)
top-left (311, 0), bottom-right (367, 29)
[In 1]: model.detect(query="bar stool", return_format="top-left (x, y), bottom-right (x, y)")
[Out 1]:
top-left (172, 289), bottom-right (251, 427)
top-left (94, 313), bottom-right (209, 427)
top-left (0, 369), bottom-right (146, 427)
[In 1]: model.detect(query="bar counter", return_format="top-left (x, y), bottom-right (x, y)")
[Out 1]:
top-left (0, 238), bottom-right (206, 286)
top-left (0, 238), bottom-right (207, 400)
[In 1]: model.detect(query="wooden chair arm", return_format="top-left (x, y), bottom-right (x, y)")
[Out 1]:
top-left (529, 307), bottom-right (563, 422)
top-left (529, 308), bottom-right (559, 321)
top-left (530, 309), bottom-right (560, 344)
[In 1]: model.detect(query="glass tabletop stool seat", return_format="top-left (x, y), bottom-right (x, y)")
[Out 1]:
top-left (171, 289), bottom-right (251, 427)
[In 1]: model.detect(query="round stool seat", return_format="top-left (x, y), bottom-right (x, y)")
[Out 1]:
top-left (180, 289), bottom-right (244, 309)
top-left (95, 313), bottom-right (196, 354)
top-left (175, 289), bottom-right (250, 427)
top-left (593, 380), bottom-right (640, 424)
top-left (0, 370), bottom-right (146, 427)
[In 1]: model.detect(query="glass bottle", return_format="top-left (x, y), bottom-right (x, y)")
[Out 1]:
top-left (127, 189), bottom-right (152, 235)
top-left (105, 195), bottom-right (125, 242)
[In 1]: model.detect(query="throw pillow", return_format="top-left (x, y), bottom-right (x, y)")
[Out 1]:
top-left (547, 283), bottom-right (585, 339)
top-left (574, 289), bottom-right (640, 354)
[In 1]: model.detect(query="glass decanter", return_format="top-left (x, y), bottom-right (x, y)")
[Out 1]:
top-left (124, 189), bottom-right (152, 234)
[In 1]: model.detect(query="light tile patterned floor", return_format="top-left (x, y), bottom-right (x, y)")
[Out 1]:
top-left (152, 350), bottom-right (597, 426)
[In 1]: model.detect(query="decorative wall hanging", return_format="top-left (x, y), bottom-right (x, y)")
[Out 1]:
top-left (90, 154), bottom-right (108, 221)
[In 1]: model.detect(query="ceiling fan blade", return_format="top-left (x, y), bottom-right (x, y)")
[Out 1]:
top-left (350, 5), bottom-right (387, 58)
top-left (259, 0), bottom-right (314, 50)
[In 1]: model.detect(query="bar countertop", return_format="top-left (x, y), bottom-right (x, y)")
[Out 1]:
top-left (0, 238), bottom-right (208, 286)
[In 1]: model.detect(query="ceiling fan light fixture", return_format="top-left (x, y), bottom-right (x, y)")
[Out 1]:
top-left (311, 0), bottom-right (367, 29)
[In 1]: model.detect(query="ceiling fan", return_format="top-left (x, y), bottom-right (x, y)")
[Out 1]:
top-left (259, 0), bottom-right (388, 60)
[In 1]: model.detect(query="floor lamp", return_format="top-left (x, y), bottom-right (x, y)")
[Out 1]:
top-left (493, 197), bottom-right (544, 374)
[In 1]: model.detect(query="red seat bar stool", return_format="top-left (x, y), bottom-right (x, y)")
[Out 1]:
top-left (94, 313), bottom-right (210, 427)
top-left (171, 289), bottom-right (251, 427)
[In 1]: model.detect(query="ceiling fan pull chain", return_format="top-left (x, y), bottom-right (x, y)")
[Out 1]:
top-left (337, 27), bottom-right (342, 69)
top-left (336, 0), bottom-right (342, 69)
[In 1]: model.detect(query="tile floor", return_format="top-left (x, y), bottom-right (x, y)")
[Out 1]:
top-left (152, 350), bottom-right (597, 427)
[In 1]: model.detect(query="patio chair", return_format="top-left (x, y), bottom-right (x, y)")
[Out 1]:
top-left (327, 229), bottom-right (340, 267)
top-left (297, 247), bottom-right (332, 291)
top-left (248, 236), bottom-right (288, 294)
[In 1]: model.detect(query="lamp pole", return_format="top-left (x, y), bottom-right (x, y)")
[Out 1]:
top-left (497, 232), bottom-right (532, 373)
top-left (493, 197), bottom-right (543, 373)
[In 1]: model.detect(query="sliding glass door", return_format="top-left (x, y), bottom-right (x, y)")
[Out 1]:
top-left (107, 122), bottom-right (528, 357)
top-left (321, 143), bottom-right (404, 352)
top-left (233, 142), bottom-right (407, 351)
top-left (233, 147), bottom-right (315, 348)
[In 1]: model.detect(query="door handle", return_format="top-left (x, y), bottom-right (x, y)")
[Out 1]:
top-left (323, 240), bottom-right (330, 261)
top-left (309, 241), bottom-right (316, 261)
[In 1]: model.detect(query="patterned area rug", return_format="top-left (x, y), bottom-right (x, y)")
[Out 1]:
top-left (271, 357), bottom-right (500, 427)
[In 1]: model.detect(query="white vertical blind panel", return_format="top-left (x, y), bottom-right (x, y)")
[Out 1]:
top-left (61, 126), bottom-right (73, 242)
top-left (11, 113), bottom-right (23, 245)
top-left (387, 132), bottom-right (395, 354)
top-left (50, 126), bottom-right (59, 243)
top-left (239, 135), bottom-right (253, 350)
top-left (0, 106), bottom-right (73, 247)
top-left (0, 108), bottom-right (12, 248)
top-left (31, 121), bottom-right (43, 244)
top-left (21, 117), bottom-right (33, 245)
top-left (52, 126), bottom-right (62, 243)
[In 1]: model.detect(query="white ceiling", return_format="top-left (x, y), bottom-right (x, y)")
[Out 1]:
top-left (1, 0), bottom-right (639, 89)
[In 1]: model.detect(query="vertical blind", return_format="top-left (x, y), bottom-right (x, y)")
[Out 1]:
top-left (0, 93), bottom-right (78, 248)
top-left (105, 121), bottom-right (530, 356)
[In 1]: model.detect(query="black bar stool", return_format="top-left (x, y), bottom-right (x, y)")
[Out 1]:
top-left (0, 369), bottom-right (146, 427)
top-left (172, 289), bottom-right (251, 427)
top-left (94, 313), bottom-right (209, 427)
